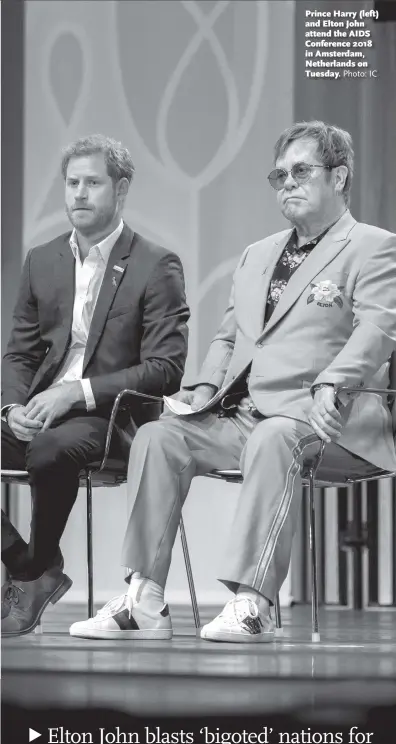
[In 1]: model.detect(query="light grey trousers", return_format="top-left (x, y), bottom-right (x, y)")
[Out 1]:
top-left (121, 407), bottom-right (376, 601)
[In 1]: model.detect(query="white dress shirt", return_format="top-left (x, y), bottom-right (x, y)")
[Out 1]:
top-left (48, 219), bottom-right (124, 410)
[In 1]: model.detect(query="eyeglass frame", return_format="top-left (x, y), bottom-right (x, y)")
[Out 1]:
top-left (267, 162), bottom-right (335, 191)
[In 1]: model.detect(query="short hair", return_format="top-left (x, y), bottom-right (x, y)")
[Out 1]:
top-left (61, 134), bottom-right (135, 183)
top-left (273, 121), bottom-right (354, 205)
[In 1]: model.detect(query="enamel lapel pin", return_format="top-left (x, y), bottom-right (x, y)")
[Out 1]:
top-left (112, 265), bottom-right (125, 287)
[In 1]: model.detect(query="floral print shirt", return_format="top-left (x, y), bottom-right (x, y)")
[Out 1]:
top-left (264, 225), bottom-right (332, 324)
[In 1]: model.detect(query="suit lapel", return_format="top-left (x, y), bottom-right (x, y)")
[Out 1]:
top-left (243, 231), bottom-right (292, 338)
top-left (259, 210), bottom-right (357, 338)
top-left (83, 224), bottom-right (134, 372)
top-left (54, 235), bottom-right (75, 349)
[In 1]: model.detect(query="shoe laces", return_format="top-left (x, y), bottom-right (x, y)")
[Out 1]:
top-left (220, 597), bottom-right (259, 626)
top-left (4, 582), bottom-right (25, 607)
top-left (95, 593), bottom-right (133, 619)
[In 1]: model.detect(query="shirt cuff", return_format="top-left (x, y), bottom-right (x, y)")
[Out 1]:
top-left (310, 383), bottom-right (335, 398)
top-left (1, 404), bottom-right (22, 422)
top-left (80, 379), bottom-right (96, 411)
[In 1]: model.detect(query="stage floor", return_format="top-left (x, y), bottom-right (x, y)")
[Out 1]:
top-left (2, 604), bottom-right (396, 719)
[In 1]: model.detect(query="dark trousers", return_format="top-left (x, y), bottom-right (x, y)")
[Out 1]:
top-left (1, 412), bottom-right (118, 580)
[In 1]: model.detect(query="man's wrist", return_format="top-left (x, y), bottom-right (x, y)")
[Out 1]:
top-left (67, 381), bottom-right (86, 408)
top-left (311, 383), bottom-right (334, 398)
top-left (2, 404), bottom-right (23, 424)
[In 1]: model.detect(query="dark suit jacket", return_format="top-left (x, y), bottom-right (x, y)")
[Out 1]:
top-left (2, 224), bottom-right (190, 429)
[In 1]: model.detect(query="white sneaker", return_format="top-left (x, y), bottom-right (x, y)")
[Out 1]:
top-left (200, 597), bottom-right (274, 643)
top-left (69, 593), bottom-right (172, 640)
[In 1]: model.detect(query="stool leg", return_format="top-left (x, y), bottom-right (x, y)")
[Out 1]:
top-left (274, 592), bottom-right (283, 637)
top-left (179, 514), bottom-right (201, 630)
top-left (86, 471), bottom-right (94, 618)
top-left (4, 483), bottom-right (11, 581)
top-left (4, 482), bottom-right (11, 518)
top-left (309, 470), bottom-right (320, 643)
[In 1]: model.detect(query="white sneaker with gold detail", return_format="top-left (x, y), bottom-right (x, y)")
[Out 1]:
top-left (200, 597), bottom-right (274, 643)
top-left (69, 590), bottom-right (172, 640)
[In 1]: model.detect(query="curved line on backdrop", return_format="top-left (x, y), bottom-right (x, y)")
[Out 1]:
top-left (109, 2), bottom-right (177, 182)
top-left (25, 1), bottom-right (270, 248)
top-left (25, 21), bottom-right (93, 243)
top-left (157, 0), bottom-right (269, 190)
top-left (156, 0), bottom-right (239, 185)
top-left (229, 1), bottom-right (269, 169)
top-left (110, 0), bottom-right (268, 192)
top-left (197, 256), bottom-right (240, 304)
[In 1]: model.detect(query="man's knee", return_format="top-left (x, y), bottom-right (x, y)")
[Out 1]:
top-left (1, 420), bottom-right (26, 470)
top-left (133, 418), bottom-right (182, 453)
top-left (251, 416), bottom-right (298, 447)
top-left (25, 430), bottom-right (77, 474)
top-left (1, 426), bottom-right (15, 467)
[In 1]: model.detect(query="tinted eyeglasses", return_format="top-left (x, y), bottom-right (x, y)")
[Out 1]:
top-left (267, 162), bottom-right (333, 191)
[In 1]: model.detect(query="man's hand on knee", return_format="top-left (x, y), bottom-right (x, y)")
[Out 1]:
top-left (24, 382), bottom-right (85, 431)
top-left (309, 386), bottom-right (343, 443)
top-left (7, 405), bottom-right (43, 441)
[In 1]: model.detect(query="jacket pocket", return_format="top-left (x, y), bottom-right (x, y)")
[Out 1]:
top-left (107, 305), bottom-right (132, 319)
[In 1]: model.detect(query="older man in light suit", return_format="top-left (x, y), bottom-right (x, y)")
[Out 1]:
top-left (71, 121), bottom-right (396, 643)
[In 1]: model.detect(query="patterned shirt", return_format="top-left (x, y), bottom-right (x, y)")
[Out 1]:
top-left (264, 224), bottom-right (333, 324)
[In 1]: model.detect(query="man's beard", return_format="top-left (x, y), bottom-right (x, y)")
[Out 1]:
top-left (67, 205), bottom-right (116, 234)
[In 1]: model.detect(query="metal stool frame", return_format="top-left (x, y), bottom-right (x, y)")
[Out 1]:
top-left (1, 391), bottom-right (200, 629)
top-left (2, 386), bottom-right (394, 640)
top-left (208, 386), bottom-right (396, 642)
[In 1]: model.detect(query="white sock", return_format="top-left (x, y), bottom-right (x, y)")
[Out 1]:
top-left (236, 585), bottom-right (270, 616)
top-left (125, 568), bottom-right (142, 581)
top-left (127, 574), bottom-right (165, 612)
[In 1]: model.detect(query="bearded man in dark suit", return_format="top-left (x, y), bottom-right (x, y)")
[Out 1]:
top-left (1, 134), bottom-right (190, 636)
